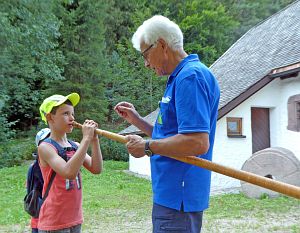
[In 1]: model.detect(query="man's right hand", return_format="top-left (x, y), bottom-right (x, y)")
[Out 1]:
top-left (114, 102), bottom-right (141, 124)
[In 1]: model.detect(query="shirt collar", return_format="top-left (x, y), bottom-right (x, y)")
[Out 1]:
top-left (167, 54), bottom-right (200, 84)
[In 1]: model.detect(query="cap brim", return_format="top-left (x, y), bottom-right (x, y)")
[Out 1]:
top-left (66, 93), bottom-right (80, 107)
top-left (52, 93), bottom-right (80, 108)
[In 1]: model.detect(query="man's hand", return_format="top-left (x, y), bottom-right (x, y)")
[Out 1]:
top-left (114, 102), bottom-right (141, 124)
top-left (125, 135), bottom-right (146, 158)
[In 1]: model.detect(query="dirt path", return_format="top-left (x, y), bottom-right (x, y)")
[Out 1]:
top-left (1, 208), bottom-right (299, 233)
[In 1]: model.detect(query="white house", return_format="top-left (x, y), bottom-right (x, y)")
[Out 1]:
top-left (120, 1), bottom-right (300, 194)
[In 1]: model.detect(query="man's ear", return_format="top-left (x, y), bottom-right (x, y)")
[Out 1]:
top-left (157, 38), bottom-right (168, 53)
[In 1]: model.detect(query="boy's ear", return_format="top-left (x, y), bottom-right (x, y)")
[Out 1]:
top-left (45, 113), bottom-right (53, 123)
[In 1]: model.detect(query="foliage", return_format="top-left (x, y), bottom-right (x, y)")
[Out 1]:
top-left (0, 138), bottom-right (35, 168)
top-left (178, 1), bottom-right (238, 65)
top-left (0, 0), bottom-right (64, 130)
top-left (0, 135), bottom-right (128, 169)
top-left (0, 114), bottom-right (16, 141)
top-left (217, 0), bottom-right (295, 40)
top-left (100, 138), bottom-right (129, 161)
top-left (104, 41), bottom-right (166, 124)
top-left (104, 0), bottom-right (143, 53)
top-left (48, 0), bottom-right (109, 124)
top-left (67, 128), bottom-right (129, 161)
top-left (0, 94), bottom-right (16, 140)
top-left (148, 0), bottom-right (238, 65)
top-left (102, 0), bottom-right (164, 123)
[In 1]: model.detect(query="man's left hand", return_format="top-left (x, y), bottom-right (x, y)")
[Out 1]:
top-left (125, 135), bottom-right (146, 158)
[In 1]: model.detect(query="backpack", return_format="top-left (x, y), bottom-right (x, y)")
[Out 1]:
top-left (24, 138), bottom-right (78, 218)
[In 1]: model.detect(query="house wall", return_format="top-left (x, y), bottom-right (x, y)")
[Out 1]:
top-left (275, 76), bottom-right (300, 157)
top-left (129, 154), bottom-right (151, 176)
top-left (212, 74), bottom-right (300, 193)
top-left (128, 74), bottom-right (300, 194)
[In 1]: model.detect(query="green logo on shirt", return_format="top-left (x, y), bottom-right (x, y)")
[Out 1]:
top-left (157, 112), bottom-right (163, 125)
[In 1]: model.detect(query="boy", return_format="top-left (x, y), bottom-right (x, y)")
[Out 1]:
top-left (29, 128), bottom-right (51, 233)
top-left (37, 93), bottom-right (102, 232)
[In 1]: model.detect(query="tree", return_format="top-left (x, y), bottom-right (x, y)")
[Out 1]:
top-left (103, 0), bottom-right (166, 127)
top-left (0, 0), bottom-right (64, 131)
top-left (156, 0), bottom-right (238, 66)
top-left (49, 0), bottom-right (108, 126)
top-left (217, 0), bottom-right (295, 41)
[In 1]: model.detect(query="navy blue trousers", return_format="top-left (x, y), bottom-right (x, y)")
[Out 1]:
top-left (152, 203), bottom-right (203, 233)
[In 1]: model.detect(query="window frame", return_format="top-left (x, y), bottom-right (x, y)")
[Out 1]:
top-left (287, 94), bottom-right (300, 132)
top-left (226, 117), bottom-right (245, 138)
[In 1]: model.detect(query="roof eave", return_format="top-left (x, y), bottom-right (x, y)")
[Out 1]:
top-left (218, 62), bottom-right (300, 120)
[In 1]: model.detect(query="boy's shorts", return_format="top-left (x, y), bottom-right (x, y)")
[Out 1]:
top-left (152, 203), bottom-right (203, 233)
top-left (38, 224), bottom-right (81, 233)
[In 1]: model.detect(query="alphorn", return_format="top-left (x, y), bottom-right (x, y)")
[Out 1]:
top-left (73, 121), bottom-right (300, 199)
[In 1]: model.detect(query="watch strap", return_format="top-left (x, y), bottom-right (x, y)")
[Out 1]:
top-left (145, 140), bottom-right (153, 157)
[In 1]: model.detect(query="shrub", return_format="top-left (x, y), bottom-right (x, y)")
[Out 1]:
top-left (0, 132), bottom-right (129, 168)
top-left (100, 138), bottom-right (128, 161)
top-left (0, 138), bottom-right (36, 168)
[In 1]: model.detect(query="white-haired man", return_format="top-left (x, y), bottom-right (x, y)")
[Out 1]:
top-left (114, 15), bottom-right (220, 233)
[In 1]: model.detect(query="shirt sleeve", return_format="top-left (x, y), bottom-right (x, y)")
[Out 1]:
top-left (175, 74), bottom-right (210, 134)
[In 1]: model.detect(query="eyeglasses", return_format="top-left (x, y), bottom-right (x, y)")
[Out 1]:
top-left (141, 44), bottom-right (154, 61)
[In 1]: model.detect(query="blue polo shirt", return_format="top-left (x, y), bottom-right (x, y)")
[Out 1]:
top-left (151, 54), bottom-right (220, 212)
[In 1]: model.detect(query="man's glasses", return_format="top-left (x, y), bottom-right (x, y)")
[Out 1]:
top-left (141, 44), bottom-right (154, 61)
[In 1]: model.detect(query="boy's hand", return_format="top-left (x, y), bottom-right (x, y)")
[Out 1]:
top-left (92, 121), bottom-right (99, 142)
top-left (82, 120), bottom-right (98, 142)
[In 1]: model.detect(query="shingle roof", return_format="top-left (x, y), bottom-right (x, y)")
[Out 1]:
top-left (120, 0), bottom-right (300, 135)
top-left (211, 0), bottom-right (300, 109)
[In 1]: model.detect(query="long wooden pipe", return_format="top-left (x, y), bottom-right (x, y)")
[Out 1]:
top-left (73, 121), bottom-right (300, 199)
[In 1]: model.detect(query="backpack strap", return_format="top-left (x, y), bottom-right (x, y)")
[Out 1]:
top-left (26, 162), bottom-right (35, 194)
top-left (42, 169), bottom-right (56, 202)
top-left (40, 138), bottom-right (77, 201)
top-left (28, 159), bottom-right (43, 192)
top-left (43, 138), bottom-right (68, 161)
top-left (68, 140), bottom-right (78, 150)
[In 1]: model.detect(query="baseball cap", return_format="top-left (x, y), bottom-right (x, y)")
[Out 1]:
top-left (39, 93), bottom-right (80, 123)
top-left (35, 128), bottom-right (51, 147)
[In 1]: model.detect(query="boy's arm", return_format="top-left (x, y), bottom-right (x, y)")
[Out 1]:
top-left (38, 121), bottom-right (96, 179)
top-left (82, 137), bottom-right (103, 174)
top-left (38, 137), bottom-right (91, 179)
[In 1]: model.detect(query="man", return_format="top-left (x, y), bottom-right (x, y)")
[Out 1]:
top-left (114, 15), bottom-right (220, 233)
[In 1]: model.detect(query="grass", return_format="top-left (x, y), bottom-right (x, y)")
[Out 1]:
top-left (0, 161), bottom-right (299, 233)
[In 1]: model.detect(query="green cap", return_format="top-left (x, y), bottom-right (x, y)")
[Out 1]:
top-left (39, 93), bottom-right (80, 123)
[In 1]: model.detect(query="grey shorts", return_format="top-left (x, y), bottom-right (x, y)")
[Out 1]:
top-left (38, 224), bottom-right (81, 233)
top-left (152, 203), bottom-right (203, 233)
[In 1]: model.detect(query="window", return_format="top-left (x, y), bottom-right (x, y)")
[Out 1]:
top-left (287, 94), bottom-right (300, 132)
top-left (226, 117), bottom-right (245, 137)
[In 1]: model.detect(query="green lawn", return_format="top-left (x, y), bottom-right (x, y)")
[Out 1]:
top-left (0, 161), bottom-right (299, 233)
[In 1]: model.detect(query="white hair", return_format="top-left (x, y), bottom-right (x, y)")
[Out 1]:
top-left (132, 15), bottom-right (183, 52)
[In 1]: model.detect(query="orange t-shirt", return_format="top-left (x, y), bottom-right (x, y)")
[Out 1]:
top-left (37, 143), bottom-right (83, 231)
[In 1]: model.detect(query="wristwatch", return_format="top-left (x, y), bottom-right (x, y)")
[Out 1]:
top-left (145, 140), bottom-right (153, 157)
